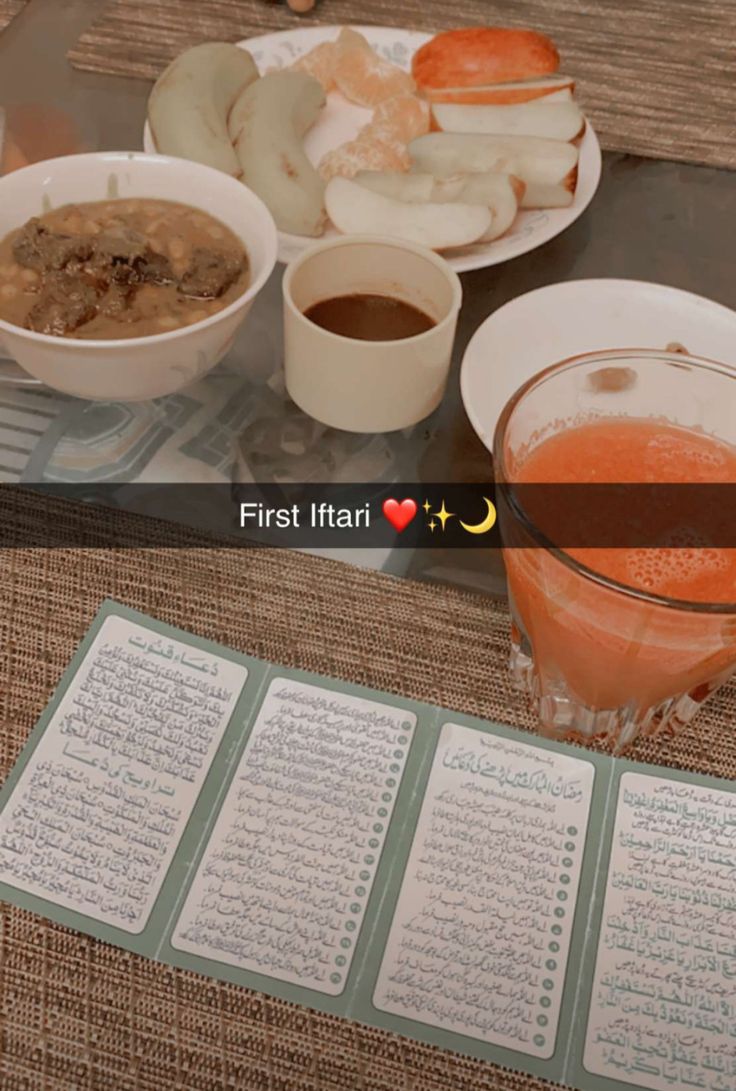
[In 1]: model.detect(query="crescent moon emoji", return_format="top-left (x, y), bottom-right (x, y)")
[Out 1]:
top-left (460, 498), bottom-right (497, 535)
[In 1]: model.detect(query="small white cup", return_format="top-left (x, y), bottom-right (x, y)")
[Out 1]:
top-left (282, 235), bottom-right (462, 433)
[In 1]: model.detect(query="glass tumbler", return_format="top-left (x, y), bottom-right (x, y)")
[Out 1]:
top-left (493, 349), bottom-right (736, 752)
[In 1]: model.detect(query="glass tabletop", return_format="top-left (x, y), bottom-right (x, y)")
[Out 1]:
top-left (2, 0), bottom-right (736, 595)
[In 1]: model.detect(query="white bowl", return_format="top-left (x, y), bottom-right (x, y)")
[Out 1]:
top-left (0, 151), bottom-right (278, 401)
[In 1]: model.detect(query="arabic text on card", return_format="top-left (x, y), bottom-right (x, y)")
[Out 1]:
top-left (584, 773), bottom-right (736, 1091)
top-left (173, 680), bottom-right (414, 994)
top-left (374, 724), bottom-right (595, 1058)
top-left (0, 616), bottom-right (247, 932)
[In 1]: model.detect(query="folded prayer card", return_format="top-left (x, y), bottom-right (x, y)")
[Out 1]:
top-left (0, 601), bottom-right (733, 1091)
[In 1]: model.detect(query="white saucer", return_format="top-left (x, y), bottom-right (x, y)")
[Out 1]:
top-left (460, 278), bottom-right (736, 452)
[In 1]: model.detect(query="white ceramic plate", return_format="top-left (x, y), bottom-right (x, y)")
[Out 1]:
top-left (460, 278), bottom-right (736, 451)
top-left (142, 25), bottom-right (602, 271)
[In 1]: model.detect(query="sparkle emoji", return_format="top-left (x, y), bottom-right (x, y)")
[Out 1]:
top-left (434, 501), bottom-right (454, 530)
top-left (424, 499), bottom-right (455, 532)
top-left (459, 497), bottom-right (497, 535)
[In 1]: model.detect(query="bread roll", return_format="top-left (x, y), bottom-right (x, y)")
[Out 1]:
top-left (412, 28), bottom-right (559, 91)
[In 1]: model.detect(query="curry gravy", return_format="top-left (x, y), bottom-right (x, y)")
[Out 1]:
top-left (0, 199), bottom-right (249, 339)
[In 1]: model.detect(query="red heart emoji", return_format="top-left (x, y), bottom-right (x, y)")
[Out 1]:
top-left (382, 498), bottom-right (418, 533)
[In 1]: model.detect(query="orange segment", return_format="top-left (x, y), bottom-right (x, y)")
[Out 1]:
top-left (357, 122), bottom-right (415, 168)
top-left (368, 94), bottom-right (430, 143)
top-left (337, 27), bottom-right (373, 53)
top-left (356, 128), bottom-right (411, 167)
top-left (319, 137), bottom-right (410, 181)
top-left (289, 41), bottom-right (339, 92)
top-left (334, 47), bottom-right (415, 107)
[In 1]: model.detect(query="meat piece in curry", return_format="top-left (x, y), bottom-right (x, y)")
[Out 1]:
top-left (12, 219), bottom-right (95, 272)
top-left (0, 198), bottom-right (250, 339)
top-left (179, 247), bottom-right (243, 299)
top-left (26, 271), bottom-right (100, 337)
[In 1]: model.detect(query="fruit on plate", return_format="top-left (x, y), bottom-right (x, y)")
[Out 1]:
top-left (352, 171), bottom-right (436, 201)
top-left (337, 27), bottom-right (373, 52)
top-left (289, 40), bottom-right (340, 91)
top-left (229, 71), bottom-right (327, 236)
top-left (366, 94), bottom-right (431, 144)
top-left (148, 43), bottom-right (259, 177)
top-left (430, 100), bottom-right (585, 141)
top-left (286, 28), bottom-right (419, 110)
top-left (412, 27), bottom-right (560, 90)
top-left (431, 172), bottom-right (522, 240)
top-left (145, 22), bottom-right (586, 249)
top-left (353, 170), bottom-right (522, 241)
top-left (519, 181), bottom-right (574, 208)
top-left (319, 137), bottom-right (409, 181)
top-left (325, 177), bottom-right (492, 249)
top-left (334, 33), bottom-right (415, 106)
top-left (287, 28), bottom-right (369, 92)
top-left (409, 132), bottom-right (579, 189)
top-left (423, 75), bottom-right (575, 105)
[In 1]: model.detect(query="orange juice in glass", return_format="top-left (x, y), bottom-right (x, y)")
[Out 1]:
top-left (493, 349), bottom-right (736, 752)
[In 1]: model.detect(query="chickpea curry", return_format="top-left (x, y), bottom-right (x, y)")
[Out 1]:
top-left (0, 199), bottom-right (250, 339)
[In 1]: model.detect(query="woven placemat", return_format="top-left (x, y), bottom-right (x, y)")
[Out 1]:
top-left (1, 489), bottom-right (735, 1091)
top-left (0, 0), bottom-right (26, 33)
top-left (66, 0), bottom-right (736, 170)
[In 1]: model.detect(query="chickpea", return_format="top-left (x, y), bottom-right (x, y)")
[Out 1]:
top-left (208, 226), bottom-right (224, 240)
top-left (157, 315), bottom-right (179, 331)
top-left (21, 269), bottom-right (40, 285)
top-left (187, 309), bottom-right (208, 325)
top-left (1, 283), bottom-right (18, 299)
top-left (83, 220), bottom-right (102, 235)
top-left (168, 237), bottom-right (188, 261)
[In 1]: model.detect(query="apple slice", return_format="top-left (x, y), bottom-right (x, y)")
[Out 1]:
top-left (325, 176), bottom-right (491, 250)
top-left (520, 181), bottom-right (574, 209)
top-left (431, 100), bottom-right (585, 141)
top-left (353, 170), bottom-right (521, 242)
top-left (427, 175), bottom-right (466, 200)
top-left (427, 90), bottom-right (572, 132)
top-left (409, 132), bottom-right (579, 188)
top-left (353, 171), bottom-right (436, 201)
top-left (423, 75), bottom-right (575, 106)
top-left (433, 172), bottom-right (521, 240)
